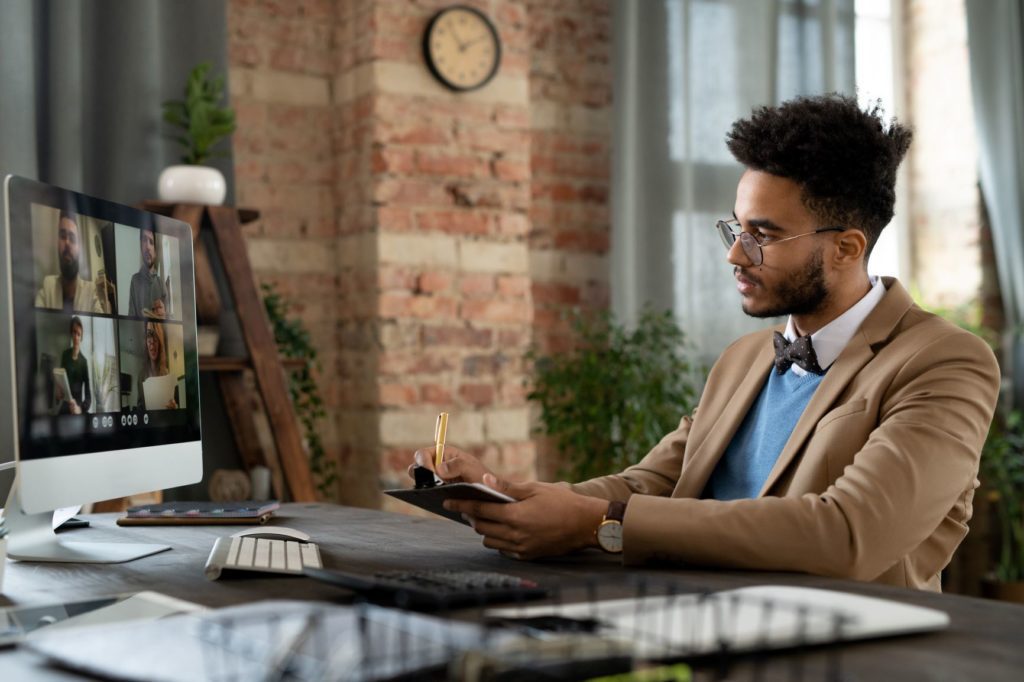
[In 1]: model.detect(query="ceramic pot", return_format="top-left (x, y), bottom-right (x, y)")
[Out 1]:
top-left (157, 165), bottom-right (226, 205)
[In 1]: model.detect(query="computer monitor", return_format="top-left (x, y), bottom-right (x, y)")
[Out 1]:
top-left (0, 174), bottom-right (202, 562)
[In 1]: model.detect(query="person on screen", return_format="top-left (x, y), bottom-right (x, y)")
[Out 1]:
top-left (128, 226), bottom-right (167, 318)
top-left (35, 211), bottom-right (111, 314)
top-left (413, 94), bottom-right (1000, 593)
top-left (138, 320), bottom-right (177, 410)
top-left (55, 316), bottom-right (91, 415)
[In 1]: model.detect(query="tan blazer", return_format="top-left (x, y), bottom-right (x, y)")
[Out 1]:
top-left (572, 278), bottom-right (1000, 591)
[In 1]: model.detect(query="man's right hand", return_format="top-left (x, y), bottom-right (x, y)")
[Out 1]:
top-left (410, 445), bottom-right (492, 484)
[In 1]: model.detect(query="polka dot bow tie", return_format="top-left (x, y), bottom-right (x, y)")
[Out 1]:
top-left (772, 331), bottom-right (825, 375)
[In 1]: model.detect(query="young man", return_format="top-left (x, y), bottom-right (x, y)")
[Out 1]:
top-left (35, 211), bottom-right (108, 313)
top-left (128, 226), bottom-right (166, 318)
top-left (417, 94), bottom-right (1001, 591)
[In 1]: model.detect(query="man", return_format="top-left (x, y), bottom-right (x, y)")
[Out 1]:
top-left (56, 316), bottom-right (90, 415)
top-left (417, 94), bottom-right (1001, 591)
top-left (35, 211), bottom-right (109, 313)
top-left (128, 226), bottom-right (166, 318)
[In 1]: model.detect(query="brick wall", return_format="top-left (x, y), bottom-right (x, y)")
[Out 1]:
top-left (228, 0), bottom-right (611, 507)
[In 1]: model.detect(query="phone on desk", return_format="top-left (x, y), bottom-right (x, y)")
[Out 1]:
top-left (204, 526), bottom-right (322, 580)
top-left (383, 466), bottom-right (514, 525)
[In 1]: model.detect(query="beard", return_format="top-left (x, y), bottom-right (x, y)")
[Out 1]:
top-left (59, 251), bottom-right (79, 280)
top-left (739, 248), bottom-right (829, 318)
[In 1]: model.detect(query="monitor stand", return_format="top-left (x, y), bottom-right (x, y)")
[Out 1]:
top-left (4, 491), bottom-right (170, 563)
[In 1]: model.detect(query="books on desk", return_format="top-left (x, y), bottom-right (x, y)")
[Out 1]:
top-left (117, 500), bottom-right (280, 526)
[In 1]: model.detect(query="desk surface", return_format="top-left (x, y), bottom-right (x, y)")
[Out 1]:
top-left (2, 503), bottom-right (1023, 680)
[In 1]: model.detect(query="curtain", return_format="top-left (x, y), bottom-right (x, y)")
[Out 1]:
top-left (965, 0), bottom-right (1024, 407)
top-left (0, 0), bottom-right (232, 207)
top-left (612, 0), bottom-right (855, 362)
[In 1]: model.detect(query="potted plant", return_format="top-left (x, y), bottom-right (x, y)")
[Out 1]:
top-left (981, 410), bottom-right (1024, 602)
top-left (526, 308), bottom-right (704, 481)
top-left (158, 62), bottom-right (236, 205)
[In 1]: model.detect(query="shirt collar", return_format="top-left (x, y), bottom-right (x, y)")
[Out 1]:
top-left (783, 276), bottom-right (886, 376)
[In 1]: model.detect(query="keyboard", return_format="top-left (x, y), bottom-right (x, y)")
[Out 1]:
top-left (205, 529), bottom-right (322, 580)
top-left (305, 567), bottom-right (548, 610)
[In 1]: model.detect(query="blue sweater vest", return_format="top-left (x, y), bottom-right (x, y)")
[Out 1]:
top-left (703, 368), bottom-right (826, 500)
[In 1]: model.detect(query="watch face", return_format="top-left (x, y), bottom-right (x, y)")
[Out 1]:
top-left (423, 6), bottom-right (501, 91)
top-left (597, 521), bottom-right (623, 553)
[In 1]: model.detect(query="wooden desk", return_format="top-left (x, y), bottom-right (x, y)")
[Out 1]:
top-left (2, 504), bottom-right (1023, 680)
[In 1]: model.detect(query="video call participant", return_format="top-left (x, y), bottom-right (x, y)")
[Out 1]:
top-left (56, 316), bottom-right (90, 415)
top-left (414, 94), bottom-right (1001, 592)
top-left (128, 226), bottom-right (167, 318)
top-left (35, 211), bottom-right (112, 314)
top-left (138, 320), bottom-right (177, 410)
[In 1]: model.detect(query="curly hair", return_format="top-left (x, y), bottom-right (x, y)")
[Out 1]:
top-left (726, 94), bottom-right (912, 258)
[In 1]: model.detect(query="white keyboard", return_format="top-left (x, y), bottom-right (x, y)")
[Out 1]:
top-left (204, 528), bottom-right (322, 580)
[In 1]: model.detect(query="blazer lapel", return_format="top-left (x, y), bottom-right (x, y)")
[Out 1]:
top-left (756, 277), bottom-right (914, 496)
top-left (673, 339), bottom-right (776, 498)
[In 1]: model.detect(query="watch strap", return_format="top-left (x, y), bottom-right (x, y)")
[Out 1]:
top-left (605, 500), bottom-right (627, 523)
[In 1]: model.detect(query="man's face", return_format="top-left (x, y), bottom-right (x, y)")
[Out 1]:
top-left (728, 170), bottom-right (832, 318)
top-left (57, 217), bottom-right (80, 281)
top-left (141, 230), bottom-right (156, 270)
top-left (71, 325), bottom-right (82, 352)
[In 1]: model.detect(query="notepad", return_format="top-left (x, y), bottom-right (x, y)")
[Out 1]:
top-left (117, 500), bottom-right (280, 526)
top-left (384, 483), bottom-right (513, 525)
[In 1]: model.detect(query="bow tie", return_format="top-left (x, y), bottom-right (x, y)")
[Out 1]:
top-left (773, 331), bottom-right (825, 375)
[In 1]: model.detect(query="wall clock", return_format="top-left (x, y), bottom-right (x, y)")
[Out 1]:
top-left (423, 5), bottom-right (502, 92)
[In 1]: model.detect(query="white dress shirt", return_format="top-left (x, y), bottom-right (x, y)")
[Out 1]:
top-left (783, 276), bottom-right (886, 376)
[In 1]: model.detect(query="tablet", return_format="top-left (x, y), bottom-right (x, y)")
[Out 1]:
top-left (384, 482), bottom-right (514, 524)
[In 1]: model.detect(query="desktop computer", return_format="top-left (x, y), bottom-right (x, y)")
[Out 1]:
top-left (0, 174), bottom-right (202, 562)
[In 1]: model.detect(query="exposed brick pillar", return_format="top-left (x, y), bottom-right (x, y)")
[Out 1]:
top-left (229, 0), bottom-right (612, 507)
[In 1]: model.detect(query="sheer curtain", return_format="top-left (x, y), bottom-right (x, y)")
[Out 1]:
top-left (612, 0), bottom-right (855, 362)
top-left (965, 0), bottom-right (1024, 406)
top-left (0, 0), bottom-right (232, 206)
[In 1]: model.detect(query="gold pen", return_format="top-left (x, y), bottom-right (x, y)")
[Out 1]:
top-left (434, 412), bottom-right (449, 471)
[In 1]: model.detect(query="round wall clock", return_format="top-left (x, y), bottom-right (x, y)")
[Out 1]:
top-left (423, 5), bottom-right (502, 92)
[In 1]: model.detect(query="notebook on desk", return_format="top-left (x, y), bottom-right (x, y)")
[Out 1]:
top-left (117, 500), bottom-right (280, 526)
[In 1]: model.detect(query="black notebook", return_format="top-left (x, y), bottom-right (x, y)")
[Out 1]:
top-left (384, 483), bottom-right (513, 524)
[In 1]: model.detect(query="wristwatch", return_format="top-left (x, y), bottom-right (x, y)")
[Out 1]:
top-left (596, 501), bottom-right (627, 554)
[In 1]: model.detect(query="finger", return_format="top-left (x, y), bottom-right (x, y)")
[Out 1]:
top-left (437, 453), bottom-right (473, 480)
top-left (482, 536), bottom-right (521, 554)
top-left (445, 499), bottom-right (509, 522)
top-left (468, 518), bottom-right (521, 543)
top-left (413, 447), bottom-right (437, 471)
top-left (482, 474), bottom-right (534, 500)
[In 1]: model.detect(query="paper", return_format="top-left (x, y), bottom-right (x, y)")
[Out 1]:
top-left (142, 373), bottom-right (176, 410)
top-left (488, 585), bottom-right (950, 657)
top-left (52, 505), bottom-right (82, 530)
top-left (52, 367), bottom-right (71, 406)
top-left (26, 600), bottom-right (519, 682)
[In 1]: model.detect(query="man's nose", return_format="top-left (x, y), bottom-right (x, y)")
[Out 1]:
top-left (726, 238), bottom-right (753, 267)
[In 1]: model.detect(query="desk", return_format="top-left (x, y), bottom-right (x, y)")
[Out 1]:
top-left (2, 503), bottom-right (1023, 680)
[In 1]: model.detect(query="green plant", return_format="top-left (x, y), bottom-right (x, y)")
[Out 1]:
top-left (982, 410), bottom-right (1024, 583)
top-left (526, 308), bottom-right (704, 482)
top-left (262, 282), bottom-right (337, 498)
top-left (162, 62), bottom-right (237, 165)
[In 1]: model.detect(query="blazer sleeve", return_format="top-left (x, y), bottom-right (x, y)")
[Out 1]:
top-left (568, 410), bottom-right (696, 502)
top-left (619, 331), bottom-right (1000, 581)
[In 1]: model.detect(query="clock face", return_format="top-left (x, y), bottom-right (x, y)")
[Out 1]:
top-left (423, 6), bottom-right (501, 92)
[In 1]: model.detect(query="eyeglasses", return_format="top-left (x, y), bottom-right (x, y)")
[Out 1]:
top-left (715, 219), bottom-right (845, 266)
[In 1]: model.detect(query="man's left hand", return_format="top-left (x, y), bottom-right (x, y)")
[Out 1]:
top-left (444, 474), bottom-right (608, 560)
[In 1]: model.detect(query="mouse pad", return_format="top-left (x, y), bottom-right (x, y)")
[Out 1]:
top-left (384, 483), bottom-right (514, 524)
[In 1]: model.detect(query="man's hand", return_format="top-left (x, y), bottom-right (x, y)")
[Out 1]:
top-left (409, 445), bottom-right (492, 484)
top-left (68, 398), bottom-right (81, 415)
top-left (444, 473), bottom-right (608, 560)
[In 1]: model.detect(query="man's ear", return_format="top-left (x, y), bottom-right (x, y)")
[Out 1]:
top-left (833, 229), bottom-right (867, 268)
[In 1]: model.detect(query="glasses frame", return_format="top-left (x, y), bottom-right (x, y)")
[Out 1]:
top-left (716, 219), bottom-right (846, 266)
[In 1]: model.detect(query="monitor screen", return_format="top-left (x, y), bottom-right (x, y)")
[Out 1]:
top-left (7, 175), bottom-right (201, 462)
top-left (1, 174), bottom-right (202, 556)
